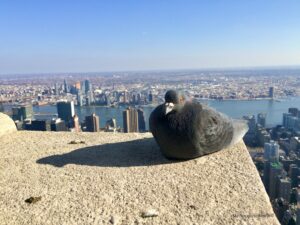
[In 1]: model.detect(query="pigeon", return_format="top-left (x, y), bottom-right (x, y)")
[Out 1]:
top-left (149, 90), bottom-right (249, 159)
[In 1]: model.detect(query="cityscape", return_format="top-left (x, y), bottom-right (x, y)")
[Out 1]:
top-left (1, 69), bottom-right (300, 133)
top-left (1, 69), bottom-right (300, 224)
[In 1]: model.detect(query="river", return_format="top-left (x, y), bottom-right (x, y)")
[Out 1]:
top-left (26, 97), bottom-right (300, 129)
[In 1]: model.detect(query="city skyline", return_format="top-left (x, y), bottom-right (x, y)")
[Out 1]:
top-left (1, 1), bottom-right (300, 74)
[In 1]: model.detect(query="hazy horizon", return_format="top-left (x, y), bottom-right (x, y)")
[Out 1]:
top-left (1, 1), bottom-right (300, 74)
top-left (1, 64), bottom-right (300, 77)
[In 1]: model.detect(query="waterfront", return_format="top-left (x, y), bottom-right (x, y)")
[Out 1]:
top-left (5, 97), bottom-right (298, 129)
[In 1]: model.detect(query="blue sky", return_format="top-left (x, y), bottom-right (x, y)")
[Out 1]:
top-left (0, 0), bottom-right (300, 74)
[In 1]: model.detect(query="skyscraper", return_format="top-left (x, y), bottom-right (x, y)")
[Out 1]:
top-left (148, 91), bottom-right (153, 103)
top-left (77, 92), bottom-right (84, 106)
top-left (54, 83), bottom-right (59, 95)
top-left (278, 178), bottom-right (291, 202)
top-left (64, 79), bottom-right (69, 93)
top-left (12, 104), bottom-right (33, 121)
top-left (269, 162), bottom-right (282, 200)
top-left (283, 112), bottom-right (300, 131)
top-left (57, 101), bottom-right (75, 124)
top-left (264, 141), bottom-right (279, 162)
top-left (123, 107), bottom-right (139, 133)
top-left (80, 81), bottom-right (86, 94)
top-left (283, 113), bottom-right (293, 128)
top-left (137, 108), bottom-right (146, 132)
top-left (20, 105), bottom-right (33, 120)
top-left (85, 80), bottom-right (91, 94)
top-left (269, 87), bottom-right (274, 98)
top-left (123, 91), bottom-right (129, 103)
top-left (85, 113), bottom-right (100, 132)
top-left (288, 108), bottom-right (299, 117)
top-left (289, 164), bottom-right (300, 188)
top-left (86, 91), bottom-right (94, 106)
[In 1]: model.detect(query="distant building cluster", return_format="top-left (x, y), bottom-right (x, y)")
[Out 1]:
top-left (10, 98), bottom-right (147, 134)
top-left (1, 71), bottom-right (300, 109)
top-left (2, 77), bottom-right (153, 133)
top-left (60, 79), bottom-right (158, 107)
top-left (245, 108), bottom-right (300, 224)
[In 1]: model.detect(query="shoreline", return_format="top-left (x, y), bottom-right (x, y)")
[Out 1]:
top-left (3, 96), bottom-right (296, 108)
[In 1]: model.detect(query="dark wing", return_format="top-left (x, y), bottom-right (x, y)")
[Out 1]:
top-left (195, 104), bottom-right (234, 154)
top-left (149, 104), bottom-right (164, 138)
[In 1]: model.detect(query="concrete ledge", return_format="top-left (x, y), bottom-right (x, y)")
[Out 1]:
top-left (0, 113), bottom-right (17, 138)
top-left (0, 131), bottom-right (279, 225)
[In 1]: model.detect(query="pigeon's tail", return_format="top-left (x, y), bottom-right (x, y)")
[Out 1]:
top-left (229, 119), bottom-right (249, 146)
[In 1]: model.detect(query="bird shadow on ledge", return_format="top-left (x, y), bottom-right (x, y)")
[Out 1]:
top-left (36, 137), bottom-right (183, 168)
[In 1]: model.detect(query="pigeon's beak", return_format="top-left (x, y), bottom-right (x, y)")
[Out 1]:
top-left (165, 102), bottom-right (174, 115)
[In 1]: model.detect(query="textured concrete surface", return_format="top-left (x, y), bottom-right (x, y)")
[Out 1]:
top-left (0, 131), bottom-right (279, 225)
top-left (0, 113), bottom-right (16, 138)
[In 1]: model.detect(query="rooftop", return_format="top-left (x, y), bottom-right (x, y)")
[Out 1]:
top-left (0, 113), bottom-right (279, 224)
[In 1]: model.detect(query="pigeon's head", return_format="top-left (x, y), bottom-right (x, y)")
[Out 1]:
top-left (164, 90), bottom-right (185, 115)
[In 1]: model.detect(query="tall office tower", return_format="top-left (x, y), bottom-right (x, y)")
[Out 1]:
top-left (137, 108), bottom-right (146, 132)
top-left (80, 81), bottom-right (86, 94)
top-left (283, 113), bottom-right (293, 128)
top-left (57, 101), bottom-right (75, 124)
top-left (77, 92), bottom-right (84, 106)
top-left (264, 141), bottom-right (279, 162)
top-left (70, 114), bottom-right (80, 132)
top-left (20, 105), bottom-right (33, 120)
top-left (289, 108), bottom-right (299, 117)
top-left (257, 113), bottom-right (266, 128)
top-left (87, 91), bottom-right (94, 105)
top-left (137, 93), bottom-right (141, 104)
top-left (85, 113), bottom-right (100, 132)
top-left (86, 95), bottom-right (91, 106)
top-left (123, 91), bottom-right (129, 103)
top-left (148, 92), bottom-right (153, 103)
top-left (278, 178), bottom-right (291, 202)
top-left (54, 83), bottom-right (59, 95)
top-left (269, 162), bottom-right (282, 200)
top-left (85, 80), bottom-right (91, 94)
top-left (123, 107), bottom-right (139, 133)
top-left (283, 112), bottom-right (300, 131)
top-left (132, 94), bottom-right (137, 104)
top-left (269, 86), bottom-right (274, 98)
top-left (64, 79), bottom-right (69, 93)
top-left (12, 105), bottom-right (33, 121)
top-left (12, 107), bottom-right (21, 120)
top-left (263, 161), bottom-right (271, 193)
top-left (289, 164), bottom-right (300, 188)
